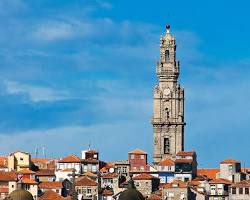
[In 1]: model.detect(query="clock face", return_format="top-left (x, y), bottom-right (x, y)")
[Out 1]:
top-left (163, 88), bottom-right (171, 97)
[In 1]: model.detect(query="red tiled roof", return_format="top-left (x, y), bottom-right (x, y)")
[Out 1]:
top-left (83, 171), bottom-right (97, 177)
top-left (102, 173), bottom-right (118, 178)
top-left (176, 151), bottom-right (195, 156)
top-left (197, 168), bottom-right (219, 180)
top-left (59, 155), bottom-right (81, 163)
top-left (175, 159), bottom-right (193, 163)
top-left (0, 156), bottom-right (8, 167)
top-left (147, 193), bottom-right (161, 200)
top-left (18, 169), bottom-right (36, 174)
top-left (128, 149), bottom-right (147, 155)
top-left (209, 178), bottom-right (232, 185)
top-left (163, 180), bottom-right (188, 189)
top-left (75, 177), bottom-right (98, 186)
top-left (39, 181), bottom-right (63, 189)
top-left (32, 158), bottom-right (51, 163)
top-left (38, 190), bottom-right (70, 200)
top-left (36, 169), bottom-right (55, 176)
top-left (102, 189), bottom-right (113, 196)
top-left (159, 159), bottom-right (174, 166)
top-left (230, 180), bottom-right (250, 187)
top-left (0, 187), bottom-right (8, 193)
top-left (22, 178), bottom-right (38, 185)
top-left (0, 171), bottom-right (16, 181)
top-left (220, 159), bottom-right (240, 164)
top-left (133, 173), bottom-right (157, 180)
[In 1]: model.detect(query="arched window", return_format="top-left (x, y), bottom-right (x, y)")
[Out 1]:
top-left (165, 49), bottom-right (170, 62)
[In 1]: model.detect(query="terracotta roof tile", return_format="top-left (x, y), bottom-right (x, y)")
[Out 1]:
top-left (128, 149), bottom-right (147, 155)
top-left (59, 155), bottom-right (81, 163)
top-left (22, 178), bottom-right (38, 184)
top-left (0, 187), bottom-right (8, 193)
top-left (220, 159), bottom-right (240, 164)
top-left (32, 158), bottom-right (51, 163)
top-left (147, 193), bottom-right (161, 200)
top-left (38, 190), bottom-right (70, 200)
top-left (175, 159), bottom-right (193, 163)
top-left (102, 189), bottom-right (113, 196)
top-left (0, 171), bottom-right (16, 181)
top-left (159, 159), bottom-right (175, 166)
top-left (197, 168), bottom-right (219, 180)
top-left (163, 180), bottom-right (188, 189)
top-left (75, 177), bottom-right (98, 186)
top-left (83, 171), bottom-right (97, 177)
top-left (36, 169), bottom-right (55, 176)
top-left (39, 181), bottom-right (63, 189)
top-left (18, 169), bottom-right (36, 174)
top-left (0, 156), bottom-right (8, 167)
top-left (102, 173), bottom-right (119, 178)
top-left (176, 151), bottom-right (195, 156)
top-left (231, 180), bottom-right (250, 187)
top-left (133, 173), bottom-right (157, 180)
top-left (209, 178), bottom-right (232, 185)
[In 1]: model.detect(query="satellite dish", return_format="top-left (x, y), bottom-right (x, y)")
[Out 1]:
top-left (109, 168), bottom-right (114, 173)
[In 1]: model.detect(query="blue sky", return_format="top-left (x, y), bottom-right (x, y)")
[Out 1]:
top-left (1, 0), bottom-right (250, 167)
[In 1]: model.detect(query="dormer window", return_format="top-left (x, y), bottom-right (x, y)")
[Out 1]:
top-left (165, 49), bottom-right (170, 62)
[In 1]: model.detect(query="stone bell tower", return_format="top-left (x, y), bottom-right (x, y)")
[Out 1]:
top-left (152, 25), bottom-right (185, 163)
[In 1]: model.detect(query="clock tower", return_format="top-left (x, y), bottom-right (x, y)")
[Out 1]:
top-left (152, 25), bottom-right (185, 163)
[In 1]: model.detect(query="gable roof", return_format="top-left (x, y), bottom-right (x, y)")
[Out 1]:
top-left (102, 173), bottom-right (119, 178)
top-left (38, 190), bottom-right (70, 200)
top-left (36, 169), bottom-right (55, 176)
top-left (197, 168), bottom-right (219, 180)
top-left (22, 178), bottom-right (38, 185)
top-left (176, 151), bottom-right (195, 157)
top-left (159, 159), bottom-right (175, 166)
top-left (175, 159), bottom-right (193, 163)
top-left (220, 159), bottom-right (240, 164)
top-left (163, 180), bottom-right (188, 189)
top-left (133, 173), bottom-right (157, 180)
top-left (209, 178), bottom-right (232, 185)
top-left (0, 171), bottom-right (16, 181)
top-left (128, 149), bottom-right (147, 155)
top-left (59, 155), bottom-right (81, 163)
top-left (75, 177), bottom-right (98, 186)
top-left (18, 169), bottom-right (36, 174)
top-left (39, 181), bottom-right (63, 189)
top-left (32, 158), bottom-right (51, 163)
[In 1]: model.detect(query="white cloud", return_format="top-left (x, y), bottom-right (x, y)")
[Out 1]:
top-left (3, 80), bottom-right (72, 102)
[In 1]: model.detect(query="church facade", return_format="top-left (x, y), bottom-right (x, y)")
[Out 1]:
top-left (152, 25), bottom-right (185, 163)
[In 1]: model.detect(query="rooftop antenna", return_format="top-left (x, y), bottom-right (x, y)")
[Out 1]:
top-left (88, 141), bottom-right (91, 150)
top-left (42, 146), bottom-right (46, 158)
top-left (35, 147), bottom-right (38, 158)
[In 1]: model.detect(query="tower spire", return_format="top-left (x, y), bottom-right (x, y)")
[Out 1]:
top-left (152, 25), bottom-right (185, 163)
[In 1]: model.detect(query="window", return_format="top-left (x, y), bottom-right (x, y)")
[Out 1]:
top-left (140, 155), bottom-right (144, 159)
top-left (164, 138), bottom-right (170, 154)
top-left (87, 188), bottom-right (91, 194)
top-left (20, 157), bottom-right (23, 161)
top-left (165, 50), bottom-right (170, 62)
top-left (232, 187), bottom-right (236, 194)
top-left (239, 187), bottom-right (243, 194)
top-left (56, 189), bottom-right (59, 193)
top-left (131, 155), bottom-right (134, 159)
top-left (122, 167), bottom-right (127, 173)
top-left (245, 188), bottom-right (249, 194)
